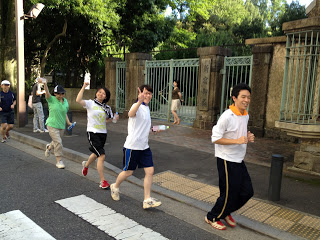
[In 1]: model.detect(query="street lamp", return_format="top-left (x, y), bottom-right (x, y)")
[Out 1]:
top-left (15, 1), bottom-right (44, 127)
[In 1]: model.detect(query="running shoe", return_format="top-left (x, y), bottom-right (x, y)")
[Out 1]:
top-left (82, 161), bottom-right (88, 176)
top-left (1, 137), bottom-right (6, 143)
top-left (205, 216), bottom-right (226, 230)
top-left (5, 132), bottom-right (10, 139)
top-left (110, 183), bottom-right (120, 201)
top-left (224, 215), bottom-right (236, 227)
top-left (56, 160), bottom-right (65, 169)
top-left (45, 144), bottom-right (51, 157)
top-left (99, 180), bottom-right (110, 189)
top-left (143, 197), bottom-right (162, 209)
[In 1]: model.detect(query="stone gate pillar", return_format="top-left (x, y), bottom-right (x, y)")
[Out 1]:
top-left (105, 57), bottom-right (121, 111)
top-left (193, 47), bottom-right (231, 130)
top-left (124, 53), bottom-right (152, 116)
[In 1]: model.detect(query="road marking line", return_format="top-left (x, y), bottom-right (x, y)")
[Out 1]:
top-left (0, 210), bottom-right (55, 240)
top-left (55, 195), bottom-right (168, 240)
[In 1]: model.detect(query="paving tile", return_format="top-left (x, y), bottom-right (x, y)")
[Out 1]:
top-left (288, 223), bottom-right (320, 240)
top-left (264, 215), bottom-right (295, 231)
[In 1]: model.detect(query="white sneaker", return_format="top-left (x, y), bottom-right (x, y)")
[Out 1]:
top-left (33, 129), bottom-right (40, 133)
top-left (38, 129), bottom-right (44, 133)
top-left (56, 160), bottom-right (65, 169)
top-left (44, 129), bottom-right (49, 133)
top-left (110, 183), bottom-right (120, 201)
top-left (143, 197), bottom-right (162, 209)
top-left (45, 144), bottom-right (51, 157)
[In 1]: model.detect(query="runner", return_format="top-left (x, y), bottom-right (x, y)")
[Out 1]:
top-left (76, 81), bottom-right (117, 189)
top-left (110, 85), bottom-right (162, 209)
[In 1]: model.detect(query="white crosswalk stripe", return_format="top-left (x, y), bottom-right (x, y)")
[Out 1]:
top-left (55, 195), bottom-right (169, 240)
top-left (0, 210), bottom-right (55, 240)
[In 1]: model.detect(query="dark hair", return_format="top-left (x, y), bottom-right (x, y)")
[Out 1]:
top-left (173, 80), bottom-right (180, 88)
top-left (95, 86), bottom-right (110, 104)
top-left (138, 84), bottom-right (153, 93)
top-left (231, 83), bottom-right (251, 99)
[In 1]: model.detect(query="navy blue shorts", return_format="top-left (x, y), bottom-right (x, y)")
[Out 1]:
top-left (87, 132), bottom-right (107, 157)
top-left (123, 148), bottom-right (153, 171)
top-left (0, 111), bottom-right (14, 124)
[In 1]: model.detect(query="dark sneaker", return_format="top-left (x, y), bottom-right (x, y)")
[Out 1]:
top-left (224, 215), bottom-right (236, 227)
top-left (143, 197), bottom-right (162, 209)
top-left (82, 161), bottom-right (88, 176)
top-left (99, 180), bottom-right (110, 189)
top-left (205, 216), bottom-right (227, 230)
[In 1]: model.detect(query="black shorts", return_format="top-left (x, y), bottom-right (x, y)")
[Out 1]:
top-left (122, 148), bottom-right (153, 171)
top-left (87, 132), bottom-right (107, 157)
top-left (0, 111), bottom-right (14, 124)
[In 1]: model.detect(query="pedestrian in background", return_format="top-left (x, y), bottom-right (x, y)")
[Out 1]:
top-left (171, 80), bottom-right (183, 125)
top-left (32, 77), bottom-right (47, 133)
top-left (76, 81), bottom-right (118, 189)
top-left (110, 85), bottom-right (162, 209)
top-left (205, 83), bottom-right (255, 230)
top-left (0, 80), bottom-right (16, 143)
top-left (38, 78), bottom-right (72, 169)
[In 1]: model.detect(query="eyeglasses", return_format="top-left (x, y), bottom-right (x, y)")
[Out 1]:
top-left (3, 84), bottom-right (10, 86)
top-left (56, 93), bottom-right (64, 95)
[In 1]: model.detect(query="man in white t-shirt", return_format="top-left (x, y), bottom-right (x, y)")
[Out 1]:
top-left (205, 83), bottom-right (255, 230)
top-left (110, 85), bottom-right (162, 209)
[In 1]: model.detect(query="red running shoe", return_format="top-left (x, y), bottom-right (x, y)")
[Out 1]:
top-left (205, 216), bottom-right (227, 230)
top-left (82, 161), bottom-right (88, 176)
top-left (99, 180), bottom-right (110, 189)
top-left (224, 215), bottom-right (236, 227)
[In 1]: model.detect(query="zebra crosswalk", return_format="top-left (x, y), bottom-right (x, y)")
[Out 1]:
top-left (0, 210), bottom-right (55, 240)
top-left (0, 195), bottom-right (168, 240)
top-left (56, 195), bottom-right (168, 240)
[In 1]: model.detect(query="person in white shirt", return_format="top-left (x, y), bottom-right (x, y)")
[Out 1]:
top-left (110, 85), bottom-right (162, 209)
top-left (205, 83), bottom-right (255, 230)
top-left (76, 82), bottom-right (118, 189)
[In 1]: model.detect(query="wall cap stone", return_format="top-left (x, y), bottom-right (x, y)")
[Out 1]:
top-left (197, 46), bottom-right (232, 57)
top-left (282, 16), bottom-right (320, 33)
top-left (245, 36), bottom-right (287, 45)
top-left (275, 121), bottom-right (320, 138)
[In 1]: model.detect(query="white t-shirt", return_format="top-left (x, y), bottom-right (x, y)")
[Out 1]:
top-left (84, 100), bottom-right (112, 133)
top-left (124, 103), bottom-right (151, 150)
top-left (211, 109), bottom-right (249, 163)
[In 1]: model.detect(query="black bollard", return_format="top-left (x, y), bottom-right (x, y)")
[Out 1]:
top-left (268, 154), bottom-right (284, 201)
top-left (65, 111), bottom-right (72, 136)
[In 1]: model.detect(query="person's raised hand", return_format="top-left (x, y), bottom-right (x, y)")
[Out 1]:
top-left (84, 81), bottom-right (90, 87)
top-left (137, 87), bottom-right (145, 103)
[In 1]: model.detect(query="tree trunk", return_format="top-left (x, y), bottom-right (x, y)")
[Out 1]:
top-left (40, 19), bottom-right (67, 76)
top-left (0, 0), bottom-right (16, 88)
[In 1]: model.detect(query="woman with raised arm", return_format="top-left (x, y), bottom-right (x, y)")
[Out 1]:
top-left (76, 82), bottom-right (118, 189)
top-left (38, 78), bottom-right (72, 169)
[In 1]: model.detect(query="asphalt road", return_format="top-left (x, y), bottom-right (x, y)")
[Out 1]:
top-left (0, 141), bottom-right (224, 240)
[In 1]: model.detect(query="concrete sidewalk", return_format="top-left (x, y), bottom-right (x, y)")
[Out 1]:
top-left (8, 111), bottom-right (320, 240)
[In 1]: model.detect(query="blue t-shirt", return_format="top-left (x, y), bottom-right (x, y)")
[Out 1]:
top-left (0, 91), bottom-right (16, 112)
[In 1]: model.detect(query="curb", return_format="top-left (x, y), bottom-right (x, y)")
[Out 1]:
top-left (9, 130), bottom-right (303, 240)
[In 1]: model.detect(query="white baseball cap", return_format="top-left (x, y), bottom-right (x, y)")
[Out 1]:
top-left (1, 80), bottom-right (10, 85)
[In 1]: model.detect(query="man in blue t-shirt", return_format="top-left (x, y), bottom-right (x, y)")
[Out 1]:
top-left (0, 80), bottom-right (16, 143)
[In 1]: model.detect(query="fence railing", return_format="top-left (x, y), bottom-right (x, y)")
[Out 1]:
top-left (116, 61), bottom-right (126, 113)
top-left (280, 30), bottom-right (320, 125)
top-left (145, 58), bottom-right (199, 123)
